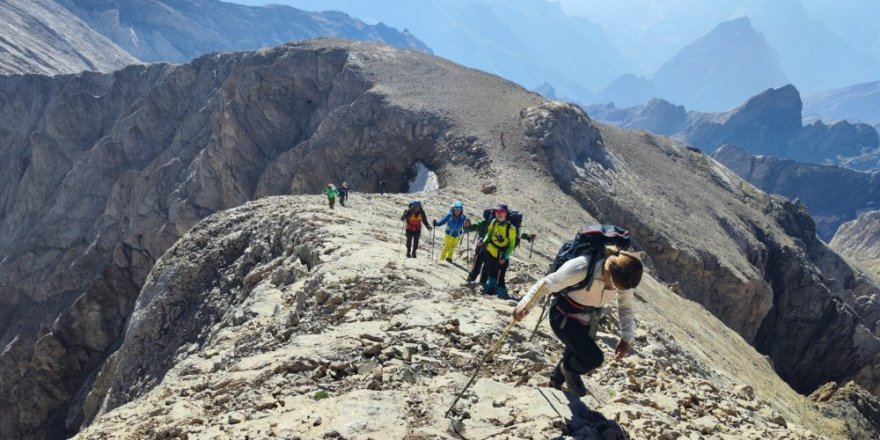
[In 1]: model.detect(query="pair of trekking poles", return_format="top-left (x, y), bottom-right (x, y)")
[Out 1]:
top-left (395, 224), bottom-right (440, 260)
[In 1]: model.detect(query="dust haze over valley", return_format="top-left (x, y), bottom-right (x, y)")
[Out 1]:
top-left (2, 1), bottom-right (880, 439)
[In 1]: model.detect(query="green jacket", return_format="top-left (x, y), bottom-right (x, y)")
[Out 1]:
top-left (483, 219), bottom-right (517, 259)
top-left (324, 187), bottom-right (338, 199)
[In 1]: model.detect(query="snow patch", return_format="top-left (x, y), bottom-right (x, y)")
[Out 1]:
top-left (407, 162), bottom-right (439, 193)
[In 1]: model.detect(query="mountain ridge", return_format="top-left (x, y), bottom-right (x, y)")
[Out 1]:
top-left (1, 39), bottom-right (879, 438)
top-left (0, 0), bottom-right (138, 75)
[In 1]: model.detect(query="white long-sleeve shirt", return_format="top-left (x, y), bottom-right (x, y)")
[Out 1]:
top-left (517, 255), bottom-right (635, 342)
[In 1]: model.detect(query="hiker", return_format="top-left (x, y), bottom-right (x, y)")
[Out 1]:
top-left (512, 233), bottom-right (643, 397)
top-left (433, 201), bottom-right (470, 263)
top-left (339, 182), bottom-right (350, 207)
top-left (463, 216), bottom-right (491, 283)
top-left (479, 204), bottom-right (517, 299)
top-left (401, 200), bottom-right (432, 258)
top-left (324, 183), bottom-right (338, 209)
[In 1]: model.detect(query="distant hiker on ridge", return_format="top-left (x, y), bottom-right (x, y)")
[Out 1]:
top-left (339, 182), bottom-right (350, 207)
top-left (433, 200), bottom-right (470, 263)
top-left (324, 183), bottom-right (338, 209)
top-left (512, 225), bottom-right (643, 397)
top-left (402, 200), bottom-right (432, 258)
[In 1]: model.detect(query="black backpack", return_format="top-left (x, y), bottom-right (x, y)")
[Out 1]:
top-left (482, 208), bottom-right (524, 248)
top-left (548, 225), bottom-right (631, 291)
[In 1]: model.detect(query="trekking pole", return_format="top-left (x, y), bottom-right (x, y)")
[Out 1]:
top-left (398, 223), bottom-right (404, 257)
top-left (445, 288), bottom-right (544, 417)
top-left (528, 238), bottom-right (534, 259)
top-left (528, 296), bottom-right (551, 342)
top-left (431, 228), bottom-right (436, 260)
top-left (466, 232), bottom-right (470, 263)
top-left (445, 318), bottom-right (515, 417)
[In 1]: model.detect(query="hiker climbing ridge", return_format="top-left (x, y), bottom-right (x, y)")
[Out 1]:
top-left (433, 200), bottom-right (470, 263)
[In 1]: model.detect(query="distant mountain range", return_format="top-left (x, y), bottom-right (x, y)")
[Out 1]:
top-left (712, 145), bottom-right (880, 240)
top-left (0, 0), bottom-right (137, 75)
top-left (1, 0), bottom-right (429, 77)
top-left (804, 80), bottom-right (880, 125)
top-left (273, 0), bottom-right (630, 101)
top-left (588, 85), bottom-right (880, 172)
top-left (57, 0), bottom-right (429, 63)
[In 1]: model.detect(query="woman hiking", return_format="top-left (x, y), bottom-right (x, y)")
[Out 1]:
top-left (401, 200), bottom-right (432, 258)
top-left (479, 204), bottom-right (517, 299)
top-left (512, 245), bottom-right (643, 397)
top-left (324, 183), bottom-right (338, 209)
top-left (433, 201), bottom-right (470, 263)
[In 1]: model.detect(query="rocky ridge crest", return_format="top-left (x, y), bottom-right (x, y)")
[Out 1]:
top-left (75, 194), bottom-right (877, 439)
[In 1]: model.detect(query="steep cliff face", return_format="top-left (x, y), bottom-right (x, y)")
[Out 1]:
top-left (831, 211), bottom-right (880, 278)
top-left (0, 0), bottom-right (138, 75)
top-left (1, 40), bottom-right (879, 439)
top-left (0, 40), bottom-right (475, 440)
top-left (58, 0), bottom-right (431, 63)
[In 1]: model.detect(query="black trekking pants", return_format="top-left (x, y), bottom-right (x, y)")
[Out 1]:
top-left (469, 241), bottom-right (485, 280)
top-left (549, 297), bottom-right (604, 375)
top-left (405, 230), bottom-right (422, 255)
top-left (479, 248), bottom-right (509, 287)
top-left (339, 192), bottom-right (347, 206)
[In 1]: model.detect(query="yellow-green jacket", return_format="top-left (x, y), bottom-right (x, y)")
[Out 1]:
top-left (483, 219), bottom-right (517, 259)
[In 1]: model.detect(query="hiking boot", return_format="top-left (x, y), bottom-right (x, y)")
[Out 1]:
top-left (561, 363), bottom-right (587, 397)
top-left (445, 258), bottom-right (453, 263)
top-left (466, 274), bottom-right (477, 283)
top-left (478, 284), bottom-right (493, 295)
top-left (406, 251), bottom-right (411, 258)
top-left (496, 286), bottom-right (511, 300)
top-left (548, 360), bottom-right (564, 390)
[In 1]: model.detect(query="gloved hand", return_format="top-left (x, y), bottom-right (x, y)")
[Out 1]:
top-left (432, 220), bottom-right (438, 226)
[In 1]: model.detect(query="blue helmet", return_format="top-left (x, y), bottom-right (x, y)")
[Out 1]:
top-left (452, 200), bottom-right (464, 210)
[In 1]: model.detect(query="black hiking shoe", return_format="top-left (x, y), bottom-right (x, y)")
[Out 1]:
top-left (548, 360), bottom-right (564, 390)
top-left (561, 363), bottom-right (587, 397)
top-left (445, 258), bottom-right (453, 263)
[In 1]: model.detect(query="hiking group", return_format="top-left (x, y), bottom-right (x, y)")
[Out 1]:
top-left (323, 182), bottom-right (350, 209)
top-left (402, 199), bottom-right (644, 400)
top-left (320, 189), bottom-right (645, 400)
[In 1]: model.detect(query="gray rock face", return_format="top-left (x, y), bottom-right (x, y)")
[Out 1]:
top-left (0, 0), bottom-right (138, 75)
top-left (0, 40), bottom-right (469, 440)
top-left (57, 0), bottom-right (431, 63)
top-left (589, 85), bottom-right (880, 171)
top-left (712, 145), bottom-right (880, 240)
top-left (1, 39), bottom-right (879, 438)
top-left (831, 211), bottom-right (880, 278)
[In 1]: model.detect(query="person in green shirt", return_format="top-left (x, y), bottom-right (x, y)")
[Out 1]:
top-left (323, 183), bottom-right (338, 209)
top-left (480, 204), bottom-right (517, 299)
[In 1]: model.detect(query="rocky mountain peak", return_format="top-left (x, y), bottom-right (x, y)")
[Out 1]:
top-left (653, 17), bottom-right (789, 111)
